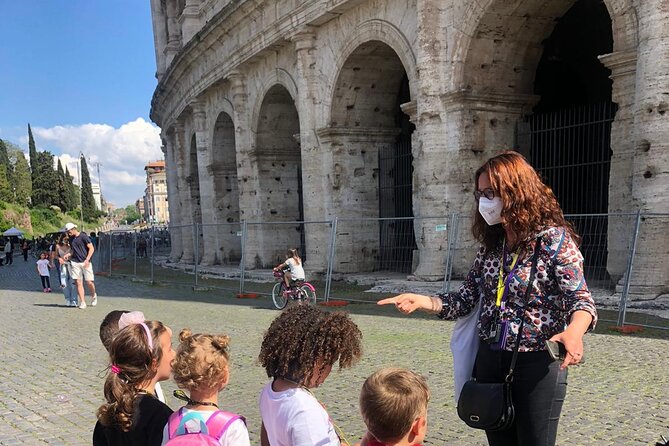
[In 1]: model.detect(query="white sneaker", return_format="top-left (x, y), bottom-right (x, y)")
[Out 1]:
top-left (79, 301), bottom-right (87, 309)
top-left (91, 295), bottom-right (98, 306)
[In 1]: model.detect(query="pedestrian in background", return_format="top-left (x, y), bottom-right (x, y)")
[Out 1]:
top-left (36, 252), bottom-right (52, 292)
top-left (21, 239), bottom-right (29, 261)
top-left (4, 238), bottom-right (13, 265)
top-left (64, 223), bottom-right (98, 309)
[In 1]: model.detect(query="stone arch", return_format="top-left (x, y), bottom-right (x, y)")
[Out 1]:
top-left (326, 19), bottom-right (417, 120)
top-left (211, 108), bottom-right (241, 264)
top-left (253, 83), bottom-right (303, 267)
top-left (250, 68), bottom-right (299, 138)
top-left (451, 0), bottom-right (638, 93)
top-left (326, 38), bottom-right (417, 273)
top-left (188, 132), bottom-right (203, 259)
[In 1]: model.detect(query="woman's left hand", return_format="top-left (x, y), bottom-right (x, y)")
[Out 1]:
top-left (548, 329), bottom-right (584, 369)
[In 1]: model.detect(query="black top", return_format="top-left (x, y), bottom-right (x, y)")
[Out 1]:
top-left (92, 394), bottom-right (173, 446)
top-left (70, 232), bottom-right (92, 263)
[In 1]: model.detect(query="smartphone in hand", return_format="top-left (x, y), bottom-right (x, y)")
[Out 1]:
top-left (546, 340), bottom-right (586, 364)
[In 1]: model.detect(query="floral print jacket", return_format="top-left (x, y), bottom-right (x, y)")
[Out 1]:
top-left (436, 226), bottom-right (597, 352)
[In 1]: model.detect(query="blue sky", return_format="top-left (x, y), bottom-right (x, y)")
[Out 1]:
top-left (0, 0), bottom-right (163, 207)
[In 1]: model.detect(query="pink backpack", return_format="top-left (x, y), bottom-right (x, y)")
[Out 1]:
top-left (166, 407), bottom-right (245, 445)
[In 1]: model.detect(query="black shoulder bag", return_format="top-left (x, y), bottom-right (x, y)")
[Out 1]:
top-left (456, 237), bottom-right (542, 432)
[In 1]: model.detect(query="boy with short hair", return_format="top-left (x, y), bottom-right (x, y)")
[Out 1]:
top-left (359, 368), bottom-right (429, 446)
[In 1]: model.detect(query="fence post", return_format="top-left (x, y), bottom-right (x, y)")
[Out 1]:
top-left (444, 214), bottom-right (460, 293)
top-left (150, 225), bottom-right (155, 285)
top-left (194, 223), bottom-right (199, 288)
top-left (109, 232), bottom-right (113, 277)
top-left (442, 213), bottom-right (455, 292)
top-left (324, 217), bottom-right (338, 303)
top-left (617, 210), bottom-right (642, 327)
top-left (133, 231), bottom-right (137, 277)
top-left (239, 221), bottom-right (247, 295)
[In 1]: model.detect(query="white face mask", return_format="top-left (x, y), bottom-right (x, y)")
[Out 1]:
top-left (478, 197), bottom-right (503, 226)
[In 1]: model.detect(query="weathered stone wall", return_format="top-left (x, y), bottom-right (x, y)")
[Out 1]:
top-left (150, 0), bottom-right (668, 295)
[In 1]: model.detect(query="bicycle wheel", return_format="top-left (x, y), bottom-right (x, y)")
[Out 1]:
top-left (272, 283), bottom-right (288, 309)
top-left (299, 285), bottom-right (317, 305)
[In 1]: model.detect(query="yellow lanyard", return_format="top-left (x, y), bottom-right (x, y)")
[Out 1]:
top-left (302, 387), bottom-right (352, 446)
top-left (496, 250), bottom-right (519, 307)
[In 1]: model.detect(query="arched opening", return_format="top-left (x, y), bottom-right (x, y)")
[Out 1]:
top-left (330, 40), bottom-right (416, 273)
top-left (255, 84), bottom-right (304, 266)
top-left (526, 0), bottom-right (615, 281)
top-left (212, 111), bottom-right (241, 264)
top-left (459, 0), bottom-right (616, 283)
top-left (189, 134), bottom-right (202, 260)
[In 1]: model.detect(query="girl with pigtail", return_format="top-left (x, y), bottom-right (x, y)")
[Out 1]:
top-left (163, 329), bottom-right (250, 445)
top-left (93, 312), bottom-right (175, 446)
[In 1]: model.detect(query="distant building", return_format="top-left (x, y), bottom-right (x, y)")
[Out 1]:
top-left (135, 198), bottom-right (145, 221)
top-left (144, 160), bottom-right (169, 225)
top-left (91, 184), bottom-right (102, 211)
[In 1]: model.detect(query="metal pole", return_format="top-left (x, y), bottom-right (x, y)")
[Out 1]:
top-left (77, 158), bottom-right (84, 231)
top-left (617, 210), bottom-right (642, 327)
top-left (446, 214), bottom-right (460, 293)
top-left (193, 223), bottom-right (199, 288)
top-left (150, 225), bottom-right (155, 285)
top-left (442, 214), bottom-right (455, 292)
top-left (239, 221), bottom-right (247, 294)
top-left (133, 231), bottom-right (137, 276)
top-left (324, 217), bottom-right (338, 303)
top-left (109, 232), bottom-right (113, 277)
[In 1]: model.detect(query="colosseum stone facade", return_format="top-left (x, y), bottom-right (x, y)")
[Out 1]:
top-left (150, 0), bottom-right (668, 296)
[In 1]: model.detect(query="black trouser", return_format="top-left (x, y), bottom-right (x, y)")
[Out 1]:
top-left (5, 252), bottom-right (12, 264)
top-left (40, 275), bottom-right (51, 289)
top-left (23, 250), bottom-right (28, 261)
top-left (474, 341), bottom-right (568, 446)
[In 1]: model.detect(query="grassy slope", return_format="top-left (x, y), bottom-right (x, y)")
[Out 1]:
top-left (0, 201), bottom-right (102, 237)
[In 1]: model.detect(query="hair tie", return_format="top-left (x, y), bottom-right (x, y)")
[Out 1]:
top-left (111, 364), bottom-right (122, 375)
top-left (117, 311), bottom-right (154, 351)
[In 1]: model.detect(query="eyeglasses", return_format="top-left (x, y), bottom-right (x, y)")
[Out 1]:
top-left (473, 188), bottom-right (496, 201)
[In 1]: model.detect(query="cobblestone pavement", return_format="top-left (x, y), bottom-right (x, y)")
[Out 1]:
top-left (0, 259), bottom-right (667, 446)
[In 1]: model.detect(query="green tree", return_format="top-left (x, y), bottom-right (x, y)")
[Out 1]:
top-left (28, 124), bottom-right (37, 185)
top-left (56, 159), bottom-right (68, 211)
top-left (32, 151), bottom-right (59, 207)
top-left (64, 166), bottom-right (78, 210)
top-left (6, 146), bottom-right (32, 206)
top-left (124, 205), bottom-right (140, 224)
top-left (80, 155), bottom-right (96, 220)
top-left (0, 140), bottom-right (11, 200)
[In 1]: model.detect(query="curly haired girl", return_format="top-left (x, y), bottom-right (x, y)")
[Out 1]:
top-left (93, 313), bottom-right (175, 446)
top-left (163, 329), bottom-right (250, 446)
top-left (258, 304), bottom-right (363, 446)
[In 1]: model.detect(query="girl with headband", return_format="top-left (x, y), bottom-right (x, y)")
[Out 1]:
top-left (93, 312), bottom-right (175, 446)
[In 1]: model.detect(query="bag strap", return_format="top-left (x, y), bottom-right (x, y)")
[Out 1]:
top-left (204, 410), bottom-right (246, 440)
top-left (168, 408), bottom-right (245, 439)
top-left (505, 236), bottom-right (542, 383)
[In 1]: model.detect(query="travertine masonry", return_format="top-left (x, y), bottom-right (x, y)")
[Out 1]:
top-left (150, 0), bottom-right (668, 296)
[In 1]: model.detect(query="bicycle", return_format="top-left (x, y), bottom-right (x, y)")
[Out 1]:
top-left (271, 270), bottom-right (317, 309)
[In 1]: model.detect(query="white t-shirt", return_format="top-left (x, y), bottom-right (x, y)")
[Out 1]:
top-left (285, 258), bottom-right (305, 280)
top-left (161, 407), bottom-right (250, 446)
top-left (36, 259), bottom-right (50, 276)
top-left (259, 381), bottom-right (339, 446)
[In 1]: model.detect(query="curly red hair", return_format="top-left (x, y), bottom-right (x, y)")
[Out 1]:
top-left (472, 151), bottom-right (579, 250)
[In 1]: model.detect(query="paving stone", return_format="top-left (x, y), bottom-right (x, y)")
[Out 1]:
top-left (0, 259), bottom-right (667, 445)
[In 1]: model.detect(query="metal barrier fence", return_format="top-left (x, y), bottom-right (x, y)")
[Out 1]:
top-left (94, 212), bottom-right (668, 330)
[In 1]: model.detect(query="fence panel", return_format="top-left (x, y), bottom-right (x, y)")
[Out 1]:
top-left (618, 213), bottom-right (669, 330)
top-left (189, 222), bottom-right (244, 294)
top-left (327, 216), bottom-right (452, 303)
top-left (239, 220), bottom-right (333, 303)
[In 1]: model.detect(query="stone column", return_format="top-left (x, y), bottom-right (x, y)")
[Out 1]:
top-left (292, 30), bottom-right (329, 272)
top-left (316, 127), bottom-right (398, 273)
top-left (626, 2), bottom-right (669, 296)
top-left (172, 121), bottom-right (195, 264)
top-left (149, 0), bottom-right (167, 79)
top-left (180, 0), bottom-right (201, 44)
top-left (191, 99), bottom-right (218, 265)
top-left (598, 50), bottom-right (637, 281)
top-left (164, 0), bottom-right (182, 67)
top-left (162, 132), bottom-right (183, 262)
top-left (229, 72), bottom-right (264, 269)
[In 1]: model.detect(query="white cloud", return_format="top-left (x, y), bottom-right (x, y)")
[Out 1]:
top-left (31, 118), bottom-right (162, 207)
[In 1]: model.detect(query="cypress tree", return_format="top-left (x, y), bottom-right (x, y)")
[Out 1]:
top-left (65, 166), bottom-right (78, 211)
top-left (0, 140), bottom-right (11, 200)
top-left (28, 124), bottom-right (37, 184)
top-left (56, 159), bottom-right (68, 211)
top-left (32, 151), bottom-right (59, 207)
top-left (80, 154), bottom-right (96, 220)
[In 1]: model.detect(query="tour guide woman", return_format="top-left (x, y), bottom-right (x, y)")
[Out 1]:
top-left (380, 151), bottom-right (597, 446)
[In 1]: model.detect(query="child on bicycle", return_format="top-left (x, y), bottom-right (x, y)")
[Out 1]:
top-left (273, 248), bottom-right (305, 292)
top-left (258, 304), bottom-right (363, 446)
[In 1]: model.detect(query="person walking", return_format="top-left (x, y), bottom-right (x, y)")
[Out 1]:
top-left (4, 238), bottom-right (13, 265)
top-left (21, 240), bottom-right (29, 261)
top-left (380, 151), bottom-right (597, 446)
top-left (64, 223), bottom-right (98, 309)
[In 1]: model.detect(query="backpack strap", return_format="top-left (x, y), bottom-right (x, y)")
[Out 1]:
top-left (204, 411), bottom-right (246, 440)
